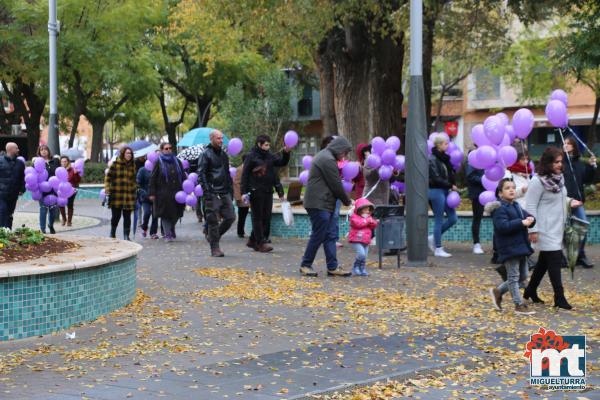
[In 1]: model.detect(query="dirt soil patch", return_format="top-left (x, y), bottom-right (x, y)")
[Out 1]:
top-left (0, 238), bottom-right (80, 264)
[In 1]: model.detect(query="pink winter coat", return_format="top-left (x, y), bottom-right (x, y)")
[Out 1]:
top-left (348, 197), bottom-right (378, 244)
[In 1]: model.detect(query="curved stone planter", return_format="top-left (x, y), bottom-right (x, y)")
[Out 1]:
top-left (0, 235), bottom-right (142, 341)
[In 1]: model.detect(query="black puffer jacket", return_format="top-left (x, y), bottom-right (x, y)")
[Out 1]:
top-left (197, 144), bottom-right (232, 195)
top-left (428, 148), bottom-right (455, 189)
top-left (241, 147), bottom-right (290, 196)
top-left (0, 154), bottom-right (25, 200)
top-left (563, 155), bottom-right (596, 202)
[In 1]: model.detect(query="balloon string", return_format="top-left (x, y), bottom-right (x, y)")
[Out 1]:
top-left (566, 126), bottom-right (596, 157)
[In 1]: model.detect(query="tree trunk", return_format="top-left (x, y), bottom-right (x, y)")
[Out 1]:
top-left (316, 35), bottom-right (338, 137)
top-left (423, 14), bottom-right (436, 133)
top-left (590, 96), bottom-right (599, 148)
top-left (68, 112), bottom-right (80, 148)
top-left (90, 118), bottom-right (107, 162)
top-left (433, 86), bottom-right (446, 132)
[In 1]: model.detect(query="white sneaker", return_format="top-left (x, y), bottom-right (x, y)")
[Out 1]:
top-left (428, 235), bottom-right (435, 252)
top-left (473, 243), bottom-right (484, 255)
top-left (434, 247), bottom-right (452, 257)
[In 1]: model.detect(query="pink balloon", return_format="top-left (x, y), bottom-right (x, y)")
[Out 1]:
top-left (550, 89), bottom-right (568, 106)
top-left (499, 146), bottom-right (518, 166)
top-left (228, 138), bottom-right (243, 156)
top-left (485, 164), bottom-right (505, 181)
top-left (381, 149), bottom-right (396, 166)
top-left (366, 154), bottom-right (381, 169)
top-left (479, 190), bottom-right (496, 206)
top-left (545, 99), bottom-right (568, 128)
top-left (148, 151), bottom-right (159, 163)
top-left (144, 160), bottom-right (154, 171)
top-left (298, 170), bottom-right (309, 185)
top-left (483, 116), bottom-right (505, 145)
top-left (446, 191), bottom-right (461, 209)
top-left (175, 191), bottom-right (187, 204)
top-left (371, 137), bottom-right (386, 155)
top-left (182, 179), bottom-right (194, 194)
top-left (185, 194), bottom-right (198, 207)
top-left (378, 165), bottom-right (393, 181)
top-left (482, 176), bottom-right (500, 192)
top-left (512, 108), bottom-right (534, 139)
top-left (471, 124), bottom-right (492, 147)
top-left (284, 130), bottom-right (299, 148)
top-left (394, 155), bottom-right (405, 171)
top-left (475, 145), bottom-right (497, 169)
top-left (385, 136), bottom-right (401, 151)
top-left (55, 167), bottom-right (68, 182)
top-left (342, 162), bottom-right (360, 180)
top-left (229, 167), bottom-right (237, 179)
top-left (194, 184), bottom-right (203, 197)
top-left (302, 155), bottom-right (313, 170)
top-left (342, 180), bottom-right (353, 193)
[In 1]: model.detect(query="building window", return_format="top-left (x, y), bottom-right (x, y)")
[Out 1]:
top-left (289, 136), bottom-right (319, 177)
top-left (474, 69), bottom-right (501, 101)
top-left (297, 85), bottom-right (313, 117)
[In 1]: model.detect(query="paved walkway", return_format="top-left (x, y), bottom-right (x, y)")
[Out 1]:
top-left (0, 199), bottom-right (598, 399)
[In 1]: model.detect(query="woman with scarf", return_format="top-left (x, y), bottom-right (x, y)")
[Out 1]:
top-left (524, 147), bottom-right (582, 309)
top-left (36, 145), bottom-right (60, 234)
top-left (149, 142), bottom-right (185, 242)
top-left (58, 156), bottom-right (81, 227)
top-left (427, 134), bottom-right (458, 257)
top-left (105, 146), bottom-right (137, 240)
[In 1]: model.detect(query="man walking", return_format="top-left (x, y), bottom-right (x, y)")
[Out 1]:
top-left (300, 136), bottom-right (353, 277)
top-left (0, 142), bottom-right (25, 229)
top-left (197, 130), bottom-right (236, 257)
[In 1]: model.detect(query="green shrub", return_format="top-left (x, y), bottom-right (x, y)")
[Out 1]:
top-left (81, 162), bottom-right (107, 184)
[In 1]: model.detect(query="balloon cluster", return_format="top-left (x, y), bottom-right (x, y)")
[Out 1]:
top-left (144, 151), bottom-right (159, 171)
top-left (25, 158), bottom-right (76, 207)
top-left (176, 172), bottom-right (203, 207)
top-left (298, 155), bottom-right (312, 185)
top-left (366, 136), bottom-right (404, 181)
top-left (545, 89), bottom-right (568, 128)
top-left (468, 108), bottom-right (535, 206)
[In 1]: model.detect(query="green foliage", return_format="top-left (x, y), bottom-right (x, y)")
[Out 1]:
top-left (0, 227), bottom-right (45, 251)
top-left (81, 163), bottom-right (108, 184)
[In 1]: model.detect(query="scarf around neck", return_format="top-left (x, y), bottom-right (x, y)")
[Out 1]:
top-left (539, 173), bottom-right (564, 193)
top-left (507, 162), bottom-right (530, 175)
top-left (159, 153), bottom-right (183, 182)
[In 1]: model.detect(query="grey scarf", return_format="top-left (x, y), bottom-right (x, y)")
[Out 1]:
top-left (539, 173), bottom-right (564, 193)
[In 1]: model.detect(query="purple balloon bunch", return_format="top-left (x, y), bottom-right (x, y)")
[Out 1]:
top-left (25, 158), bottom-right (76, 207)
top-left (545, 89), bottom-right (569, 128)
top-left (175, 172), bottom-right (203, 207)
top-left (144, 151), bottom-right (159, 172)
top-left (340, 161), bottom-right (360, 192)
top-left (367, 136), bottom-right (404, 181)
top-left (298, 155), bottom-right (313, 186)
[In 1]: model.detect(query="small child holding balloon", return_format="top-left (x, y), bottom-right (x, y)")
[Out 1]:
top-left (348, 197), bottom-right (378, 276)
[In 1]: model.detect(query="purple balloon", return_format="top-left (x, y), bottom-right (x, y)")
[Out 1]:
top-left (528, 161), bottom-right (535, 174)
top-left (194, 184), bottom-right (203, 197)
top-left (17, 156), bottom-right (25, 163)
top-left (284, 130), bottom-right (299, 148)
top-left (505, 125), bottom-right (516, 142)
top-left (385, 136), bottom-right (401, 151)
top-left (485, 164), bottom-right (505, 181)
top-left (298, 170), bottom-right (309, 185)
top-left (25, 166), bottom-right (35, 175)
top-left (475, 145), bottom-right (497, 169)
top-left (392, 182), bottom-right (405, 193)
top-left (175, 191), bottom-right (187, 204)
top-left (381, 149), bottom-right (396, 166)
top-left (34, 158), bottom-right (46, 173)
top-left (371, 137), bottom-right (386, 155)
top-left (25, 182), bottom-right (38, 192)
top-left (37, 169), bottom-right (48, 183)
top-left (31, 191), bottom-right (42, 201)
top-left (99, 189), bottom-right (106, 201)
top-left (148, 151), bottom-right (159, 163)
top-left (342, 161), bottom-right (360, 180)
top-left (427, 140), bottom-right (434, 155)
top-left (499, 146), bottom-right (518, 166)
top-left (446, 191), bottom-right (461, 209)
top-left (342, 180), bottom-right (353, 193)
top-left (55, 167), bottom-right (68, 182)
top-left (394, 155), bottom-right (405, 171)
top-left (57, 197), bottom-right (68, 207)
top-left (484, 116), bottom-right (505, 145)
top-left (39, 181), bottom-right (52, 193)
top-left (302, 155), bottom-right (313, 170)
top-left (448, 141), bottom-right (458, 153)
top-left (188, 172), bottom-right (198, 183)
top-left (378, 165), bottom-right (393, 181)
top-left (545, 99), bottom-right (568, 128)
top-left (229, 167), bottom-right (237, 179)
top-left (512, 108), bottom-right (534, 139)
top-left (185, 194), bottom-right (198, 207)
top-left (49, 176), bottom-right (61, 191)
top-left (25, 173), bottom-right (38, 186)
top-left (366, 154), bottom-right (381, 169)
top-left (228, 138), bottom-right (243, 156)
top-left (182, 179), bottom-right (194, 194)
top-left (43, 194), bottom-right (57, 207)
top-left (59, 181), bottom-right (73, 193)
top-left (479, 190), bottom-right (496, 206)
top-left (449, 149), bottom-right (463, 165)
top-left (467, 149), bottom-right (483, 169)
top-left (144, 160), bottom-right (154, 171)
top-left (550, 89), bottom-right (568, 106)
top-left (181, 159), bottom-right (190, 170)
top-left (471, 124), bottom-right (492, 147)
top-left (496, 112), bottom-right (509, 127)
top-left (482, 176), bottom-right (500, 192)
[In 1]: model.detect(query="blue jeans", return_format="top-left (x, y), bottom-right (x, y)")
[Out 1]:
top-left (140, 201), bottom-right (158, 235)
top-left (497, 256), bottom-right (528, 305)
top-left (301, 208), bottom-right (338, 271)
top-left (333, 199), bottom-right (341, 242)
top-left (39, 201), bottom-right (57, 233)
top-left (571, 205), bottom-right (588, 256)
top-left (428, 188), bottom-right (457, 248)
top-left (351, 243), bottom-right (369, 269)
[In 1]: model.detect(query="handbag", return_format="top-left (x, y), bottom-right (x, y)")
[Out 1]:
top-left (281, 201), bottom-right (294, 226)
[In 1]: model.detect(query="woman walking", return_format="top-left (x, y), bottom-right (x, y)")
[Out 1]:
top-left (37, 145), bottom-right (60, 234)
top-left (149, 143), bottom-right (185, 242)
top-left (104, 146), bottom-right (137, 240)
top-left (427, 134), bottom-right (458, 257)
top-left (58, 156), bottom-right (81, 227)
top-left (563, 136), bottom-right (596, 268)
top-left (524, 147), bottom-right (582, 309)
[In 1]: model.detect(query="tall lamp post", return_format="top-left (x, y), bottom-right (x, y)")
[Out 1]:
top-left (47, 0), bottom-right (60, 156)
top-left (405, 0), bottom-right (429, 266)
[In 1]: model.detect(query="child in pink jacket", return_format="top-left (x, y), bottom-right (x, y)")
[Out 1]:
top-left (348, 197), bottom-right (378, 276)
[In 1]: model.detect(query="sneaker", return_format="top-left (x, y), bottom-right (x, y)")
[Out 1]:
top-left (299, 266), bottom-right (318, 277)
top-left (150, 234), bottom-right (159, 240)
top-left (141, 229), bottom-right (147, 238)
top-left (434, 247), bottom-right (451, 257)
top-left (336, 242), bottom-right (344, 248)
top-left (489, 287), bottom-right (502, 311)
top-left (360, 266), bottom-right (369, 276)
top-left (352, 266), bottom-right (361, 276)
top-left (515, 303), bottom-right (535, 315)
top-left (428, 235), bottom-right (435, 252)
top-left (327, 267), bottom-right (352, 277)
top-left (164, 235), bottom-right (174, 243)
top-left (211, 248), bottom-right (225, 257)
top-left (473, 243), bottom-right (484, 254)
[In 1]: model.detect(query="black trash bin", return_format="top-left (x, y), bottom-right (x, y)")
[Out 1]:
top-left (374, 205), bottom-right (405, 269)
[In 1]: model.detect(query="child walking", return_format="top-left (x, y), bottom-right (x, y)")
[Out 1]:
top-left (348, 198), bottom-right (378, 276)
top-left (485, 178), bottom-right (536, 315)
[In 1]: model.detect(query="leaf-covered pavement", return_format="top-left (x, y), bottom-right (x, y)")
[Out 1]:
top-left (1, 200), bottom-right (598, 399)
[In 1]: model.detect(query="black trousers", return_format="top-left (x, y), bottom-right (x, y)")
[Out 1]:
top-left (204, 193), bottom-right (235, 249)
top-left (471, 199), bottom-right (484, 244)
top-left (526, 250), bottom-right (565, 296)
top-left (249, 191), bottom-right (273, 245)
top-left (237, 206), bottom-right (249, 236)
top-left (111, 207), bottom-right (132, 234)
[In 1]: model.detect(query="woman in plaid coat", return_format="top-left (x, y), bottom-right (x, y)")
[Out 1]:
top-left (104, 146), bottom-right (136, 240)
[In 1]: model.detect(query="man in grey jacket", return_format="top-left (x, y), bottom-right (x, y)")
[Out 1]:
top-left (300, 136), bottom-right (353, 277)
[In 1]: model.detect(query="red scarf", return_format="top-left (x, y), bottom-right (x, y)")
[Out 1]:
top-left (507, 162), bottom-right (530, 175)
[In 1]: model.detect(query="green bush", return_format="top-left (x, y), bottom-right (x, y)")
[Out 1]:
top-left (81, 162), bottom-right (107, 184)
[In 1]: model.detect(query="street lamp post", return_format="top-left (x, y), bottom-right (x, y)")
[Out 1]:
top-left (405, 0), bottom-right (429, 266)
top-left (47, 0), bottom-right (60, 156)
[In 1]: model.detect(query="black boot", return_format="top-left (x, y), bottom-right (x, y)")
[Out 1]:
top-left (523, 287), bottom-right (544, 304)
top-left (576, 254), bottom-right (594, 269)
top-left (124, 229), bottom-right (131, 241)
top-left (553, 287), bottom-right (573, 310)
top-left (110, 226), bottom-right (117, 238)
top-left (495, 264), bottom-right (507, 281)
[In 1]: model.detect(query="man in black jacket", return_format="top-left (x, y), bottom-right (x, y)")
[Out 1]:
top-left (197, 130), bottom-right (235, 257)
top-left (0, 142), bottom-right (25, 228)
top-left (241, 135), bottom-right (291, 252)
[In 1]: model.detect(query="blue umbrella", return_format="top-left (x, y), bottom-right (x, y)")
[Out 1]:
top-left (177, 127), bottom-right (229, 147)
top-left (128, 140), bottom-right (153, 151)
